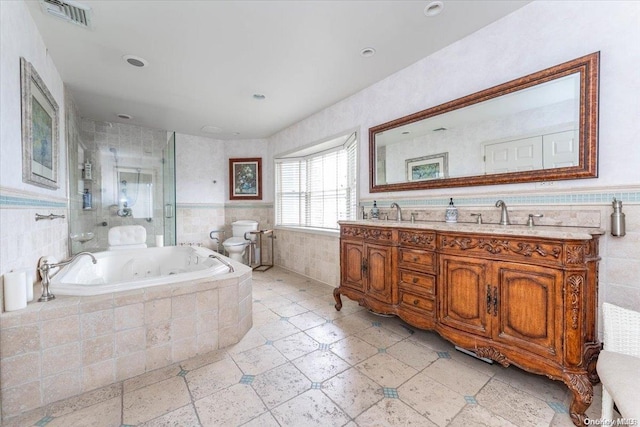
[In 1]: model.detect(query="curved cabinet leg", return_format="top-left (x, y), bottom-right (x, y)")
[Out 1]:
top-left (583, 342), bottom-right (601, 385)
top-left (333, 288), bottom-right (343, 311)
top-left (563, 372), bottom-right (593, 426)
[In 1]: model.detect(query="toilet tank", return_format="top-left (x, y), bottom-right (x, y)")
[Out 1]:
top-left (232, 220), bottom-right (258, 239)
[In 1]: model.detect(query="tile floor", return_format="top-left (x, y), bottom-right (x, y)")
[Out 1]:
top-left (5, 267), bottom-right (604, 427)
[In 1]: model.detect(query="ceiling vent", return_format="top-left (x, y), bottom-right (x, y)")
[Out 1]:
top-left (39, 0), bottom-right (92, 29)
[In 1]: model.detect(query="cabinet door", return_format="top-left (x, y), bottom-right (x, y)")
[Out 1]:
top-left (493, 262), bottom-right (562, 361)
top-left (341, 240), bottom-right (364, 292)
top-left (439, 255), bottom-right (491, 338)
top-left (364, 243), bottom-right (395, 304)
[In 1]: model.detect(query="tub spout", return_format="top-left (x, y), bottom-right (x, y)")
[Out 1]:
top-left (38, 252), bottom-right (97, 302)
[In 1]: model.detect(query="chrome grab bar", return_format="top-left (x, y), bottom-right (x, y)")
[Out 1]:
top-left (209, 253), bottom-right (234, 273)
top-left (35, 213), bottom-right (66, 221)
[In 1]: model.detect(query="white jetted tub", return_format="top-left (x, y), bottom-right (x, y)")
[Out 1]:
top-left (50, 245), bottom-right (236, 296)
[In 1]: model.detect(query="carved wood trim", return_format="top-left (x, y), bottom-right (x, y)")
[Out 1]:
top-left (568, 275), bottom-right (584, 329)
top-left (399, 231), bottom-right (435, 248)
top-left (566, 245), bottom-right (585, 264)
top-left (474, 347), bottom-right (511, 367)
top-left (441, 236), bottom-right (562, 260)
top-left (565, 372), bottom-right (593, 426)
top-left (342, 226), bottom-right (393, 242)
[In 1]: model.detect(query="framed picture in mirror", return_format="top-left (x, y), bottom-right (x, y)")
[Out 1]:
top-left (406, 153), bottom-right (448, 181)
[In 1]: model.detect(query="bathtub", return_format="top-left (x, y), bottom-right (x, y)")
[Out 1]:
top-left (1, 245), bottom-right (253, 417)
top-left (50, 245), bottom-right (238, 296)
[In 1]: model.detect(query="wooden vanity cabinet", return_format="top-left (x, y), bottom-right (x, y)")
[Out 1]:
top-left (336, 225), bottom-right (397, 313)
top-left (396, 229), bottom-right (437, 329)
top-left (335, 223), bottom-right (601, 426)
top-left (439, 254), bottom-right (563, 362)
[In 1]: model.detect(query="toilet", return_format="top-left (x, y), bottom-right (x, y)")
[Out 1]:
top-left (222, 220), bottom-right (258, 264)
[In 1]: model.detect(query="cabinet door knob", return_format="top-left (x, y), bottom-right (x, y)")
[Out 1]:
top-left (413, 257), bottom-right (419, 262)
top-left (413, 299), bottom-right (420, 305)
top-left (412, 277), bottom-right (419, 284)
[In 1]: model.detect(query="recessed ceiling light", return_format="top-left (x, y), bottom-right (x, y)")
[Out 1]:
top-left (122, 55), bottom-right (148, 68)
top-left (424, 1), bottom-right (444, 17)
top-left (116, 113), bottom-right (132, 120)
top-left (201, 125), bottom-right (222, 134)
top-left (360, 47), bottom-right (376, 58)
top-left (252, 94), bottom-right (266, 100)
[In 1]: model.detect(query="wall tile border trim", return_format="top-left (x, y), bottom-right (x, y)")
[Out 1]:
top-left (177, 202), bottom-right (274, 209)
top-left (362, 190), bottom-right (640, 208)
top-left (0, 194), bottom-right (66, 209)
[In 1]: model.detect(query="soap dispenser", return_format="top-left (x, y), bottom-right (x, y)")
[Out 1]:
top-left (611, 198), bottom-right (626, 237)
top-left (82, 189), bottom-right (92, 210)
top-left (445, 198), bottom-right (458, 223)
top-left (370, 201), bottom-right (379, 220)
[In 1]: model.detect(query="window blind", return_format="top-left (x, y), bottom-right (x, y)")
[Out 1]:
top-left (275, 133), bottom-right (357, 229)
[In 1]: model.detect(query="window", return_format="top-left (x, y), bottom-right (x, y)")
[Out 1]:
top-left (275, 132), bottom-right (357, 230)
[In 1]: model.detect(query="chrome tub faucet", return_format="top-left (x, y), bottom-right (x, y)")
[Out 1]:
top-left (38, 251), bottom-right (97, 302)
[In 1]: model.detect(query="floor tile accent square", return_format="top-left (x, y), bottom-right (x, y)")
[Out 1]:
top-left (318, 343), bottom-right (330, 351)
top-left (465, 395), bottom-right (478, 404)
top-left (372, 321), bottom-right (382, 327)
top-left (311, 382), bottom-right (322, 389)
top-left (437, 351), bottom-right (451, 358)
top-left (177, 369), bottom-right (188, 377)
top-left (35, 416), bottom-right (53, 426)
top-left (265, 340), bottom-right (273, 345)
top-left (378, 348), bottom-right (387, 353)
top-left (548, 401), bottom-right (569, 413)
top-left (240, 374), bottom-right (255, 384)
top-left (383, 387), bottom-right (399, 398)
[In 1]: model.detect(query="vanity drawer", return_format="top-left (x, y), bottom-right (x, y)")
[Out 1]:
top-left (399, 289), bottom-right (435, 313)
top-left (399, 270), bottom-right (435, 296)
top-left (398, 248), bottom-right (436, 273)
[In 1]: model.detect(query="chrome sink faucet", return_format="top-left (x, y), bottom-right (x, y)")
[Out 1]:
top-left (390, 202), bottom-right (402, 221)
top-left (38, 251), bottom-right (97, 302)
top-left (495, 200), bottom-right (510, 225)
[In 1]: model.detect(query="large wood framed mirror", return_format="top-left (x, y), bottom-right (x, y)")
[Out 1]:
top-left (370, 52), bottom-right (599, 192)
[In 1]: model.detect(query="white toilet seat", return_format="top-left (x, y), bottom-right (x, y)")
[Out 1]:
top-left (223, 236), bottom-right (249, 247)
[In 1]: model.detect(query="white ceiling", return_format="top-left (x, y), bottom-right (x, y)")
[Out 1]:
top-left (25, 0), bottom-right (530, 140)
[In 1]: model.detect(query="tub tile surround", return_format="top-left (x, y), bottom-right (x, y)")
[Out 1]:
top-left (1, 267), bottom-right (607, 426)
top-left (0, 269), bottom-right (252, 418)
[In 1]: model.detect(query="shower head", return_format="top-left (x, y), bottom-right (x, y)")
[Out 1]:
top-left (109, 147), bottom-right (119, 163)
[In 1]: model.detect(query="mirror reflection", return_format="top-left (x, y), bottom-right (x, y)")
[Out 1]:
top-left (370, 52), bottom-right (599, 192)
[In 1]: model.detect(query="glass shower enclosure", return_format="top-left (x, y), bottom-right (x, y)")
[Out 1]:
top-left (67, 122), bottom-right (176, 254)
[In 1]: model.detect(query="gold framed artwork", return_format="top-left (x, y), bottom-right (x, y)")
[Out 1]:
top-left (21, 57), bottom-right (60, 189)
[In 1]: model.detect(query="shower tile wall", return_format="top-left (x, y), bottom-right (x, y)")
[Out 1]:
top-left (176, 205), bottom-right (226, 249)
top-left (75, 119), bottom-right (168, 250)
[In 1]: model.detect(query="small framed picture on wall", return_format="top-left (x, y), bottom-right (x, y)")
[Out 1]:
top-left (229, 158), bottom-right (262, 200)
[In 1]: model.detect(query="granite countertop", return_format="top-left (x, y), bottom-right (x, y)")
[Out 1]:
top-left (338, 220), bottom-right (605, 240)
